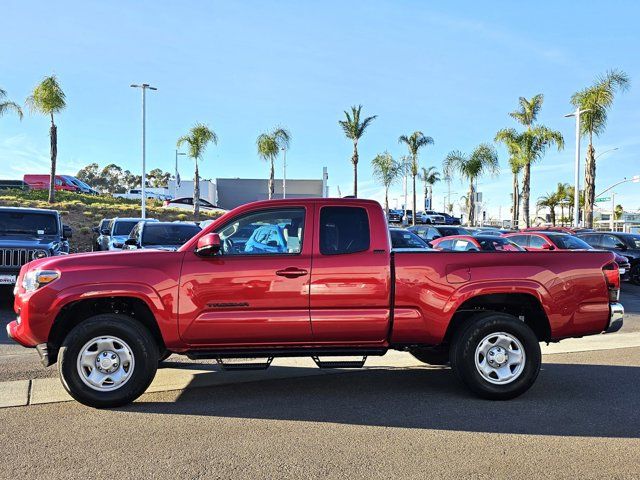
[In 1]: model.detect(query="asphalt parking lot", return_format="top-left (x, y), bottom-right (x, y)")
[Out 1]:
top-left (1, 284), bottom-right (640, 478)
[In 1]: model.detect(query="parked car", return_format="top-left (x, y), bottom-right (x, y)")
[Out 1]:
top-left (23, 174), bottom-right (79, 192)
top-left (439, 212), bottom-right (461, 225)
top-left (469, 227), bottom-right (506, 236)
top-left (505, 231), bottom-right (631, 280)
top-left (577, 232), bottom-right (640, 284)
top-left (97, 217), bottom-right (158, 251)
top-left (389, 227), bottom-right (432, 250)
top-left (162, 197), bottom-right (221, 211)
top-left (431, 235), bottom-right (524, 252)
top-left (387, 209), bottom-right (403, 223)
top-left (8, 198), bottom-right (623, 407)
top-left (0, 207), bottom-right (71, 286)
top-left (0, 179), bottom-right (30, 191)
top-left (114, 189), bottom-right (170, 201)
top-left (521, 226), bottom-right (594, 235)
top-left (91, 218), bottom-right (111, 251)
top-left (408, 225), bottom-right (471, 243)
top-left (61, 175), bottom-right (99, 195)
top-left (124, 222), bottom-right (201, 251)
top-left (418, 210), bottom-right (446, 224)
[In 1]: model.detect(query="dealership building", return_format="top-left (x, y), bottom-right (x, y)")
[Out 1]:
top-left (168, 167), bottom-right (329, 210)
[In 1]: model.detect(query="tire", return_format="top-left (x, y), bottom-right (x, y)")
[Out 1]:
top-left (450, 312), bottom-right (541, 400)
top-left (57, 314), bottom-right (159, 408)
top-left (410, 347), bottom-right (449, 365)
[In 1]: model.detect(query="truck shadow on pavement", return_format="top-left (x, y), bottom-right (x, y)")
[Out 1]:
top-left (132, 362), bottom-right (640, 438)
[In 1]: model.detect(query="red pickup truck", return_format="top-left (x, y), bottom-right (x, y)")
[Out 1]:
top-left (7, 198), bottom-right (624, 408)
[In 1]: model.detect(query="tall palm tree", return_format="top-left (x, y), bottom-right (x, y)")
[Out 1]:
top-left (398, 131), bottom-right (434, 225)
top-left (371, 151), bottom-right (400, 214)
top-left (571, 69), bottom-right (630, 227)
top-left (443, 144), bottom-right (499, 226)
top-left (177, 123), bottom-right (218, 219)
top-left (256, 127), bottom-right (291, 200)
top-left (555, 182), bottom-right (571, 226)
top-left (419, 166), bottom-right (440, 212)
top-left (0, 88), bottom-right (23, 120)
top-left (494, 129), bottom-right (524, 228)
top-left (26, 76), bottom-right (66, 203)
top-left (537, 192), bottom-right (559, 226)
top-left (338, 105), bottom-right (376, 197)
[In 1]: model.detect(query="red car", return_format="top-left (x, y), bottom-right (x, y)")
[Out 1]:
top-left (7, 198), bottom-right (623, 407)
top-left (23, 174), bottom-right (79, 192)
top-left (430, 235), bottom-right (524, 252)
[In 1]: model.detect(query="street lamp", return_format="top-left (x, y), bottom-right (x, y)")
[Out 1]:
top-left (174, 150), bottom-right (186, 199)
top-left (565, 107), bottom-right (591, 228)
top-left (595, 147), bottom-right (619, 161)
top-left (130, 83), bottom-right (158, 218)
top-left (281, 146), bottom-right (287, 199)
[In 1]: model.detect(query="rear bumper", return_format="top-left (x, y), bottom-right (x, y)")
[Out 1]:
top-left (605, 302), bottom-right (624, 333)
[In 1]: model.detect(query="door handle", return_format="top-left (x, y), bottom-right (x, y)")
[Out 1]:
top-left (276, 267), bottom-right (308, 278)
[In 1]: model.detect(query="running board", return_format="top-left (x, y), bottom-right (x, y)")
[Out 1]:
top-left (312, 356), bottom-right (367, 369)
top-left (216, 357), bottom-right (274, 371)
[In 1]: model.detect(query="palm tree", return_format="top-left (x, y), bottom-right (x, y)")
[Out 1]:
top-left (371, 152), bottom-right (400, 214)
top-left (0, 88), bottom-right (23, 120)
top-left (537, 192), bottom-right (559, 226)
top-left (499, 94), bottom-right (564, 227)
top-left (443, 144), bottom-right (499, 226)
top-left (177, 123), bottom-right (218, 219)
top-left (256, 127), bottom-right (291, 200)
top-left (338, 105), bottom-right (377, 197)
top-left (555, 182), bottom-right (571, 226)
top-left (419, 166), bottom-right (440, 212)
top-left (494, 129), bottom-right (524, 229)
top-left (26, 76), bottom-right (66, 203)
top-left (398, 131), bottom-right (434, 225)
top-left (571, 69), bottom-right (630, 227)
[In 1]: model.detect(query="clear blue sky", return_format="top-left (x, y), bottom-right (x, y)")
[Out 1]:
top-left (1, 1), bottom-right (639, 217)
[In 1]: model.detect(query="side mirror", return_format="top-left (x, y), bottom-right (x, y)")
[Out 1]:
top-left (101, 228), bottom-right (110, 236)
top-left (62, 224), bottom-right (73, 239)
top-left (124, 238), bottom-right (139, 248)
top-left (196, 233), bottom-right (222, 257)
top-left (431, 235), bottom-right (442, 241)
top-left (541, 243), bottom-right (554, 250)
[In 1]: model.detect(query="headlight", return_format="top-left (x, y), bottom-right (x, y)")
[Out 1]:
top-left (22, 270), bottom-right (60, 292)
top-left (33, 249), bottom-right (49, 260)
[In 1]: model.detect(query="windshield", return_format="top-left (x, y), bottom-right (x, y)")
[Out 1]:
top-left (142, 224), bottom-right (201, 246)
top-left (0, 211), bottom-right (58, 235)
top-left (390, 230), bottom-right (428, 248)
top-left (550, 235), bottom-right (592, 250)
top-left (113, 220), bottom-right (141, 236)
top-left (624, 235), bottom-right (640, 249)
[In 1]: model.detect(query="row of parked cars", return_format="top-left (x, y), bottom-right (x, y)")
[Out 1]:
top-left (389, 224), bottom-right (640, 284)
top-left (93, 218), bottom-right (203, 252)
top-left (0, 175), bottom-right (100, 194)
top-left (387, 209), bottom-right (461, 225)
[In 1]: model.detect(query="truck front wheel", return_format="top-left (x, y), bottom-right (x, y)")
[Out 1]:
top-left (57, 314), bottom-right (159, 408)
top-left (450, 313), bottom-right (541, 400)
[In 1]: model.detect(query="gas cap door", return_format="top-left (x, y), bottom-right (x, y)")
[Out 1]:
top-left (445, 265), bottom-right (471, 284)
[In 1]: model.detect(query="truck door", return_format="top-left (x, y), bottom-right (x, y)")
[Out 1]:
top-left (178, 206), bottom-right (313, 346)
top-left (309, 204), bottom-right (392, 343)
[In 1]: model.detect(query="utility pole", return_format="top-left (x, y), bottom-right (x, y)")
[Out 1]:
top-left (282, 146), bottom-right (287, 198)
top-left (564, 107), bottom-right (590, 228)
top-left (130, 83), bottom-right (157, 218)
top-left (175, 150), bottom-right (186, 199)
top-left (610, 193), bottom-right (615, 231)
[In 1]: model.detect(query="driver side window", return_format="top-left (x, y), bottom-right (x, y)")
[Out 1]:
top-left (216, 208), bottom-right (305, 256)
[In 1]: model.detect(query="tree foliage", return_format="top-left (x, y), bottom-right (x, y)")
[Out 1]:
top-left (339, 105), bottom-right (376, 197)
top-left (256, 127), bottom-right (291, 200)
top-left (0, 88), bottom-right (23, 120)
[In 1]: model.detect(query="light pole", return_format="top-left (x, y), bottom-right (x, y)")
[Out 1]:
top-left (281, 146), bottom-right (287, 198)
top-left (564, 107), bottom-right (591, 228)
top-left (596, 175), bottom-right (640, 231)
top-left (130, 83), bottom-right (157, 218)
top-left (175, 150), bottom-right (186, 199)
top-left (595, 147), bottom-right (619, 161)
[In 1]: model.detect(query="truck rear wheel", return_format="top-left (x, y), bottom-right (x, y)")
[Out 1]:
top-left (450, 312), bottom-right (541, 400)
top-left (57, 314), bottom-right (159, 408)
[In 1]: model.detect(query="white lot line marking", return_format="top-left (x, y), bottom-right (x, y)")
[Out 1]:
top-left (2, 332), bottom-right (640, 409)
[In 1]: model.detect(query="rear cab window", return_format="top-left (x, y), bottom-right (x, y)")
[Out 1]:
top-left (319, 206), bottom-right (370, 255)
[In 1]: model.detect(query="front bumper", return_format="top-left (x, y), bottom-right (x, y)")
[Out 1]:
top-left (605, 302), bottom-right (624, 333)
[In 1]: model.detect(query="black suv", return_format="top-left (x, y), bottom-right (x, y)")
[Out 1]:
top-left (577, 232), bottom-right (640, 284)
top-left (0, 207), bottom-right (71, 286)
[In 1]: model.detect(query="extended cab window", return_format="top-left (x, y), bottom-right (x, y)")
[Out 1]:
top-left (320, 206), bottom-right (370, 255)
top-left (217, 208), bottom-right (305, 255)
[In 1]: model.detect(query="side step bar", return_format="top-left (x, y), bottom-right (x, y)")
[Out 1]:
top-left (216, 357), bottom-right (274, 371)
top-left (312, 356), bottom-right (367, 369)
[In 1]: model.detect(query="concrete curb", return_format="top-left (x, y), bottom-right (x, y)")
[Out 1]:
top-left (2, 332), bottom-right (640, 409)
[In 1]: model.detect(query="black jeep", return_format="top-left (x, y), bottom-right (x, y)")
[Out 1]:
top-left (0, 207), bottom-right (71, 286)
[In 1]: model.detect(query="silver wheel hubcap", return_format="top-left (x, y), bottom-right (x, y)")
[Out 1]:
top-left (474, 332), bottom-right (526, 385)
top-left (76, 336), bottom-right (135, 392)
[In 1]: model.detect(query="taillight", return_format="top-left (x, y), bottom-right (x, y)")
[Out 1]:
top-left (603, 262), bottom-right (620, 302)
